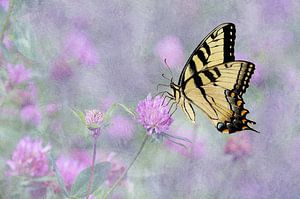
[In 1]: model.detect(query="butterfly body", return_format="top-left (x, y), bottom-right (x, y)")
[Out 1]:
top-left (167, 23), bottom-right (258, 134)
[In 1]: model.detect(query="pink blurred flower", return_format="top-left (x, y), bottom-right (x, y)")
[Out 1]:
top-left (45, 103), bottom-right (61, 116)
top-left (224, 134), bottom-right (251, 161)
top-left (107, 115), bottom-right (134, 140)
top-left (6, 137), bottom-right (51, 177)
top-left (64, 31), bottom-right (99, 66)
top-left (17, 83), bottom-right (37, 106)
top-left (3, 34), bottom-right (13, 49)
top-left (56, 154), bottom-right (90, 191)
top-left (50, 59), bottom-right (73, 82)
top-left (155, 35), bottom-right (184, 69)
top-left (70, 150), bottom-right (91, 165)
top-left (88, 195), bottom-right (96, 199)
top-left (6, 63), bottom-right (31, 86)
top-left (136, 94), bottom-right (173, 135)
top-left (0, 0), bottom-right (9, 11)
top-left (165, 127), bottom-right (204, 159)
top-left (20, 105), bottom-right (41, 126)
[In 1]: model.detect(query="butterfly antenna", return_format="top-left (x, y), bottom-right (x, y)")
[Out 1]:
top-left (156, 83), bottom-right (170, 91)
top-left (161, 73), bottom-right (171, 81)
top-left (164, 58), bottom-right (174, 79)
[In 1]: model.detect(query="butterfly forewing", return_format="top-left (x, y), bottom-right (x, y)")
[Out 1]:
top-left (179, 23), bottom-right (236, 86)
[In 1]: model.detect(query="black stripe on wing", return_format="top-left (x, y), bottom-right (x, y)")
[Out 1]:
top-left (216, 90), bottom-right (258, 134)
top-left (179, 23), bottom-right (236, 88)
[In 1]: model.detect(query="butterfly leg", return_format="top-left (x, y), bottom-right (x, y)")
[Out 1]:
top-left (166, 97), bottom-right (175, 106)
top-left (161, 91), bottom-right (174, 105)
top-left (155, 90), bottom-right (168, 97)
top-left (169, 102), bottom-right (178, 116)
top-left (156, 83), bottom-right (170, 91)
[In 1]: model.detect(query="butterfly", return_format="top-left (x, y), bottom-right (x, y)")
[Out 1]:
top-left (161, 23), bottom-right (258, 134)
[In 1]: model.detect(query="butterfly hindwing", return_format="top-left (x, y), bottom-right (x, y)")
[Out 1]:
top-left (182, 61), bottom-right (257, 133)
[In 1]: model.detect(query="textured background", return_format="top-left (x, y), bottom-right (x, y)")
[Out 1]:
top-left (0, 0), bottom-right (300, 198)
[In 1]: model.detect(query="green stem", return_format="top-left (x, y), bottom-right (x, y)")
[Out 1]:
top-left (103, 134), bottom-right (149, 199)
top-left (0, 0), bottom-right (14, 42)
top-left (86, 137), bottom-right (97, 199)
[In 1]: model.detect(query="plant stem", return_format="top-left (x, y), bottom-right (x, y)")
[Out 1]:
top-left (86, 137), bottom-right (97, 199)
top-left (0, 0), bottom-right (14, 42)
top-left (103, 134), bottom-right (149, 199)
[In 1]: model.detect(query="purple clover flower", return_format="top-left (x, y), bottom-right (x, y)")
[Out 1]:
top-left (20, 105), bottom-right (42, 126)
top-left (64, 31), bottom-right (99, 67)
top-left (6, 137), bottom-right (51, 177)
top-left (50, 59), bottom-right (73, 82)
top-left (136, 94), bottom-right (173, 135)
top-left (55, 154), bottom-right (90, 191)
top-left (6, 63), bottom-right (31, 86)
top-left (224, 134), bottom-right (251, 161)
top-left (85, 109), bottom-right (104, 137)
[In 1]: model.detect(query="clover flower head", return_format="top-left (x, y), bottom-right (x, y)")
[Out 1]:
top-left (20, 105), bottom-right (41, 126)
top-left (6, 63), bottom-right (31, 86)
top-left (6, 137), bottom-right (51, 177)
top-left (56, 154), bottom-right (89, 190)
top-left (136, 94), bottom-right (173, 135)
top-left (85, 109), bottom-right (104, 137)
top-left (50, 59), bottom-right (73, 82)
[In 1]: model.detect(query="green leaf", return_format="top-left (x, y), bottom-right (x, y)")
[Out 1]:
top-left (49, 154), bottom-right (69, 197)
top-left (116, 103), bottom-right (135, 117)
top-left (13, 22), bottom-right (38, 61)
top-left (103, 103), bottom-right (135, 124)
top-left (70, 162), bottom-right (111, 198)
top-left (87, 123), bottom-right (100, 130)
top-left (71, 108), bottom-right (86, 125)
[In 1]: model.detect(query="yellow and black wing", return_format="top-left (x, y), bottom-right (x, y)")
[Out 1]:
top-left (183, 61), bottom-right (257, 133)
top-left (177, 23), bottom-right (257, 133)
top-left (178, 23), bottom-right (236, 85)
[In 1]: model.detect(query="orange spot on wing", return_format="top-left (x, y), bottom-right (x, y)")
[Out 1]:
top-left (222, 129), bottom-right (230, 134)
top-left (241, 109), bottom-right (248, 116)
top-left (236, 100), bottom-right (243, 106)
